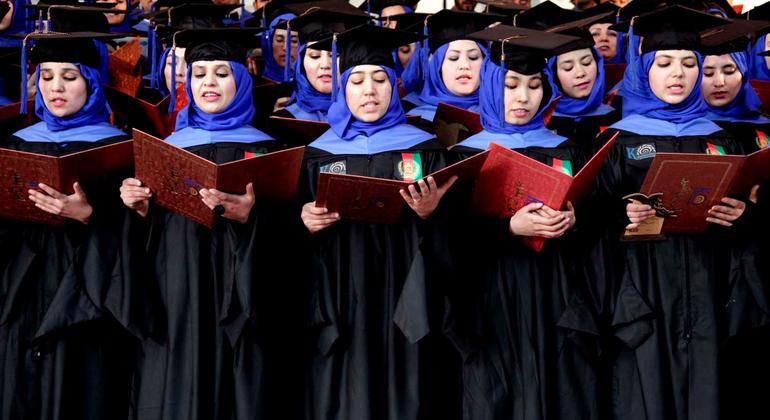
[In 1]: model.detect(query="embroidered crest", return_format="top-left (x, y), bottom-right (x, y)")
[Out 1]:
top-left (398, 152), bottom-right (423, 182)
top-left (320, 160), bottom-right (347, 174)
top-left (706, 143), bottom-right (726, 156)
top-left (551, 158), bottom-right (573, 176)
top-left (626, 143), bottom-right (656, 160)
top-left (243, 151), bottom-right (263, 159)
top-left (756, 130), bottom-right (769, 149)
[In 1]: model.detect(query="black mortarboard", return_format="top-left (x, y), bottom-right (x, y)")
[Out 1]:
top-left (512, 0), bottom-right (583, 30)
top-left (743, 2), bottom-right (770, 21)
top-left (26, 3), bottom-right (129, 33)
top-left (583, 1), bottom-right (619, 23)
top-left (275, 2), bottom-right (370, 44)
top-left (470, 24), bottom-right (581, 74)
top-left (382, 12), bottom-right (429, 32)
top-left (425, 10), bottom-right (504, 52)
top-left (475, 0), bottom-right (529, 19)
top-left (147, 3), bottom-right (239, 28)
top-left (546, 10), bottom-right (615, 54)
top-left (365, 0), bottom-right (413, 16)
top-left (612, 5), bottom-right (728, 53)
top-left (313, 23), bottom-right (423, 72)
top-left (700, 19), bottom-right (770, 55)
top-left (616, 0), bottom-right (665, 22)
top-left (251, 0), bottom-right (304, 27)
top-left (26, 31), bottom-right (120, 68)
top-left (173, 28), bottom-right (264, 64)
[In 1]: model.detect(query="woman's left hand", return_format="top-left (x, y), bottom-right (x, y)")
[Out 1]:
top-left (199, 182), bottom-right (255, 224)
top-left (399, 175), bottom-right (458, 220)
top-left (706, 196), bottom-right (748, 227)
top-left (28, 182), bottom-right (93, 224)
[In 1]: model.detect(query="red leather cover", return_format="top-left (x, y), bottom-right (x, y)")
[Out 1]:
top-left (315, 172), bottom-right (407, 224)
top-left (640, 152), bottom-right (744, 234)
top-left (267, 116), bottom-right (330, 146)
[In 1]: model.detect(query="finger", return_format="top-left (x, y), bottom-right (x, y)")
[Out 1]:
top-left (720, 197), bottom-right (744, 208)
top-left (124, 178), bottom-right (142, 187)
top-left (72, 182), bottom-right (88, 200)
top-left (245, 183), bottom-right (255, 200)
top-left (626, 223), bottom-right (639, 230)
top-left (709, 205), bottom-right (739, 215)
top-left (308, 205), bottom-right (329, 215)
top-left (567, 201), bottom-right (575, 212)
top-left (529, 213), bottom-right (565, 226)
top-left (426, 177), bottom-right (438, 194)
top-left (37, 183), bottom-right (65, 199)
top-left (535, 217), bottom-right (570, 233)
top-left (519, 202), bottom-right (544, 214)
top-left (416, 179), bottom-right (430, 196)
top-left (538, 205), bottom-right (561, 218)
top-left (706, 217), bottom-right (732, 227)
top-left (627, 203), bottom-right (652, 212)
top-left (750, 185), bottom-right (760, 204)
top-left (708, 210), bottom-right (738, 222)
top-left (408, 184), bottom-right (421, 202)
top-left (399, 189), bottom-right (414, 205)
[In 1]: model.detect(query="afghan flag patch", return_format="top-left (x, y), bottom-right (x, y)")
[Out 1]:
top-left (552, 158), bottom-right (573, 176)
top-left (756, 130), bottom-right (770, 149)
top-left (243, 151), bottom-right (264, 159)
top-left (398, 152), bottom-right (423, 182)
top-left (706, 143), bottom-right (726, 156)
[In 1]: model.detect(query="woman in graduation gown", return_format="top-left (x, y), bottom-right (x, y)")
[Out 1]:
top-left (272, 9), bottom-right (369, 122)
top-left (447, 26), bottom-right (604, 420)
top-left (700, 21), bottom-right (770, 419)
top-left (0, 33), bottom-right (133, 420)
top-left (592, 7), bottom-right (759, 420)
top-left (258, 8), bottom-right (297, 83)
top-left (405, 10), bottom-right (502, 124)
top-left (299, 24), bottom-right (457, 420)
top-left (546, 13), bottom-right (620, 156)
top-left (119, 28), bottom-right (299, 420)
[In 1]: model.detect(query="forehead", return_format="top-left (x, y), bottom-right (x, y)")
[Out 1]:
top-left (557, 48), bottom-right (594, 61)
top-left (447, 39), bottom-right (480, 51)
top-left (654, 50), bottom-right (697, 59)
top-left (39, 62), bottom-right (81, 71)
top-left (703, 54), bottom-right (736, 67)
top-left (192, 60), bottom-right (232, 69)
top-left (589, 23), bottom-right (613, 31)
top-left (504, 69), bottom-right (541, 79)
top-left (350, 64), bottom-right (387, 75)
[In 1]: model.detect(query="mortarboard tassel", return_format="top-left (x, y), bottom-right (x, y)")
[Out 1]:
top-left (284, 21), bottom-right (292, 81)
top-left (20, 37), bottom-right (29, 115)
top-left (421, 17), bottom-right (429, 82)
top-left (331, 33), bottom-right (338, 100)
top-left (168, 44), bottom-right (177, 113)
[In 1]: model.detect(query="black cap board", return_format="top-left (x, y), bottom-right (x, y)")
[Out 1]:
top-left (26, 3), bottom-right (129, 33)
top-left (25, 31), bottom-right (123, 68)
top-left (173, 27), bottom-right (264, 64)
top-left (546, 9), bottom-right (615, 54)
top-left (312, 23), bottom-right (423, 72)
top-left (512, 0), bottom-right (583, 30)
top-left (425, 9), bottom-right (504, 52)
top-left (382, 12), bottom-right (429, 32)
top-left (275, 2), bottom-right (370, 44)
top-left (700, 19), bottom-right (770, 55)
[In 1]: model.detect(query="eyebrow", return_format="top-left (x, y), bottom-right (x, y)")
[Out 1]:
top-left (39, 67), bottom-right (79, 73)
top-left (447, 48), bottom-right (481, 53)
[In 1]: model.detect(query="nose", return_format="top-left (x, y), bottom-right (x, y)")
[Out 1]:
top-left (362, 77), bottom-right (377, 96)
top-left (50, 75), bottom-right (65, 92)
top-left (575, 65), bottom-right (586, 79)
top-left (320, 53), bottom-right (332, 70)
top-left (458, 54), bottom-right (471, 70)
top-left (671, 63), bottom-right (684, 78)
top-left (202, 71), bottom-right (217, 87)
top-left (714, 72), bottom-right (725, 87)
top-left (514, 87), bottom-right (529, 104)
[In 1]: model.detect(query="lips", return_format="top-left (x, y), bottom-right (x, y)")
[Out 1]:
top-left (317, 74), bottom-right (332, 82)
top-left (511, 108), bottom-right (529, 118)
top-left (667, 83), bottom-right (685, 95)
top-left (361, 100), bottom-right (379, 112)
top-left (574, 81), bottom-right (591, 91)
top-left (456, 74), bottom-right (473, 84)
top-left (201, 91), bottom-right (221, 102)
top-left (711, 90), bottom-right (728, 99)
top-left (49, 97), bottom-right (67, 107)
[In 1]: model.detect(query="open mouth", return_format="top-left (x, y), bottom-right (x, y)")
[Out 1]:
top-left (201, 91), bottom-right (221, 102)
top-left (711, 90), bottom-right (729, 99)
top-left (456, 74), bottom-right (473, 83)
top-left (511, 108), bottom-right (529, 118)
top-left (667, 83), bottom-right (685, 95)
top-left (49, 97), bottom-right (67, 107)
top-left (361, 100), bottom-right (379, 112)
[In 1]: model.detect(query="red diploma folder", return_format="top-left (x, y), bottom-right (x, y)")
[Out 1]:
top-left (105, 86), bottom-right (175, 138)
top-left (267, 116), bottom-right (330, 146)
top-left (604, 64), bottom-right (626, 92)
top-left (0, 140), bottom-right (134, 225)
top-left (471, 133), bottom-right (619, 252)
top-left (750, 80), bottom-right (770, 115)
top-left (108, 37), bottom-right (143, 97)
top-left (132, 129), bottom-right (305, 228)
top-left (315, 150), bottom-right (489, 224)
top-left (432, 103), bottom-right (483, 148)
top-left (638, 146), bottom-right (770, 234)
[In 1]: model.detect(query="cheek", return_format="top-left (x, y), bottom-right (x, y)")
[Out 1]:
top-left (191, 77), bottom-right (204, 94)
top-left (222, 78), bottom-right (237, 99)
top-left (556, 69), bottom-right (571, 87)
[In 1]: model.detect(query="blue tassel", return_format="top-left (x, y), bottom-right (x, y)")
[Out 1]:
top-left (284, 22), bottom-right (291, 81)
top-left (20, 39), bottom-right (28, 115)
top-left (422, 21), bottom-right (429, 82)
top-left (240, 0), bottom-right (245, 28)
top-left (168, 47), bottom-right (176, 113)
top-left (149, 29), bottom-right (158, 89)
top-left (332, 34), bottom-right (338, 100)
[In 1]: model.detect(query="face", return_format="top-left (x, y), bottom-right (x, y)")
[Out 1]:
top-left (272, 28), bottom-right (299, 68)
top-left (397, 43), bottom-right (416, 69)
top-left (555, 48), bottom-right (597, 99)
top-left (610, 0), bottom-right (629, 6)
top-left (163, 47), bottom-right (186, 93)
top-left (503, 70), bottom-right (544, 125)
top-left (345, 65), bottom-right (392, 122)
top-left (99, 0), bottom-right (127, 25)
top-left (253, 0), bottom-right (270, 10)
top-left (648, 50), bottom-right (699, 105)
top-left (303, 47), bottom-right (333, 94)
top-left (453, 0), bottom-right (476, 11)
top-left (589, 23), bottom-right (618, 60)
top-left (39, 62), bottom-right (88, 117)
top-left (441, 40), bottom-right (483, 96)
top-left (190, 60), bottom-right (237, 114)
top-left (764, 35), bottom-right (770, 70)
top-left (381, 5), bottom-right (406, 29)
top-left (701, 54), bottom-right (742, 107)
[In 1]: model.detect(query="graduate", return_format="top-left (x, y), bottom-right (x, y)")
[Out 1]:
top-left (405, 10), bottom-right (502, 123)
top-left (272, 5), bottom-right (370, 121)
top-left (119, 28), bottom-right (299, 420)
top-left (447, 25), bottom-right (605, 420)
top-left (0, 32), bottom-right (133, 420)
top-left (592, 6), bottom-right (760, 420)
top-left (585, 2), bottom-right (626, 64)
top-left (298, 24), bottom-right (457, 420)
top-left (386, 12), bottom-right (430, 107)
top-left (743, 2), bottom-right (770, 81)
top-left (251, 2), bottom-right (298, 83)
top-left (546, 11), bottom-right (620, 155)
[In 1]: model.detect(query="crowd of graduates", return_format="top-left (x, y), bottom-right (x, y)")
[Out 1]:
top-left (1, 0), bottom-right (770, 419)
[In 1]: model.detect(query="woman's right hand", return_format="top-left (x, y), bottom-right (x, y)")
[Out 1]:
top-left (509, 202), bottom-right (570, 238)
top-left (120, 178), bottom-right (151, 217)
top-left (301, 202), bottom-right (340, 234)
top-left (625, 201), bottom-right (656, 230)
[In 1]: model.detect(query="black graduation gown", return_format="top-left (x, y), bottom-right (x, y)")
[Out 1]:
top-left (447, 142), bottom-right (603, 420)
top-left (592, 128), bottom-right (764, 420)
top-left (547, 110), bottom-right (621, 157)
top-left (709, 119), bottom-right (770, 419)
top-left (300, 138), bottom-right (456, 420)
top-left (0, 134), bottom-right (135, 420)
top-left (124, 140), bottom-right (305, 420)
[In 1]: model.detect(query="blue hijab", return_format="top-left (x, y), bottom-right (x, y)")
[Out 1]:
top-left (34, 63), bottom-right (112, 132)
top-left (310, 64), bottom-right (433, 154)
top-left (155, 47), bottom-right (172, 96)
top-left (606, 31), bottom-right (627, 65)
top-left (261, 13), bottom-right (296, 83)
top-left (175, 61), bottom-right (256, 131)
top-left (750, 34), bottom-right (770, 82)
top-left (417, 41), bottom-right (487, 111)
top-left (399, 41), bottom-right (425, 95)
top-left (706, 51), bottom-right (770, 124)
top-left (460, 58), bottom-right (566, 150)
top-left (286, 44), bottom-right (332, 119)
top-left (549, 47), bottom-right (615, 119)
